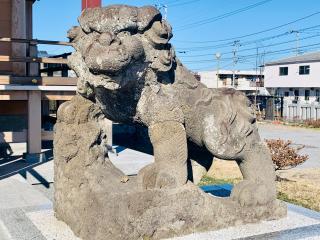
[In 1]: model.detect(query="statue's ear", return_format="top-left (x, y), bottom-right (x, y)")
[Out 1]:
top-left (67, 26), bottom-right (81, 42)
top-left (137, 6), bottom-right (162, 32)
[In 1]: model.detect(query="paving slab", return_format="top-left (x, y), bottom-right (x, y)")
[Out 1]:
top-left (167, 203), bottom-right (320, 240)
top-left (26, 209), bottom-right (80, 240)
top-left (0, 208), bottom-right (46, 240)
top-left (0, 219), bottom-right (11, 240)
top-left (9, 197), bottom-right (319, 240)
top-left (109, 145), bottom-right (154, 175)
top-left (0, 177), bottom-right (51, 209)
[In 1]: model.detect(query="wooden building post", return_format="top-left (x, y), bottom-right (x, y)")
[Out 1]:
top-left (11, 0), bottom-right (27, 76)
top-left (27, 90), bottom-right (42, 155)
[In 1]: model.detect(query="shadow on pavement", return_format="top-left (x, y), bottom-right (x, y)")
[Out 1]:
top-left (0, 149), bottom-right (53, 181)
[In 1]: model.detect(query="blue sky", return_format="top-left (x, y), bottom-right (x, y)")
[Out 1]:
top-left (33, 0), bottom-right (320, 72)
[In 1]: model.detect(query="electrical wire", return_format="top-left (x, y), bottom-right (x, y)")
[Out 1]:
top-left (178, 33), bottom-right (320, 58)
top-left (175, 24), bottom-right (320, 53)
top-left (181, 42), bottom-right (320, 64)
top-left (167, 0), bottom-right (200, 7)
top-left (175, 11), bottom-right (320, 43)
top-left (176, 0), bottom-right (273, 31)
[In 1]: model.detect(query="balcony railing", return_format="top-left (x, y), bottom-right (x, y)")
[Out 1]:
top-left (0, 37), bottom-right (77, 86)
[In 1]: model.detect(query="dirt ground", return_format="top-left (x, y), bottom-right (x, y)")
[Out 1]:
top-left (208, 159), bottom-right (320, 211)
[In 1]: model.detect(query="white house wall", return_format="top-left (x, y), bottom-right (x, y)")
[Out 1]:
top-left (264, 61), bottom-right (320, 88)
top-left (198, 70), bottom-right (259, 89)
top-left (198, 71), bottom-right (218, 88)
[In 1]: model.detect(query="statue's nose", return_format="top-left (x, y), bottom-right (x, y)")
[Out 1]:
top-left (98, 32), bottom-right (120, 47)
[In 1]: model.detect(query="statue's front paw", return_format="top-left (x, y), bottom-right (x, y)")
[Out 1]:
top-left (138, 164), bottom-right (187, 190)
top-left (155, 171), bottom-right (179, 189)
top-left (137, 163), bottom-right (158, 190)
top-left (230, 180), bottom-right (276, 207)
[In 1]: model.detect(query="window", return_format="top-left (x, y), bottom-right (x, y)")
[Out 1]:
top-left (294, 89), bottom-right (299, 102)
top-left (284, 91), bottom-right (289, 97)
top-left (299, 65), bottom-right (310, 75)
top-left (279, 67), bottom-right (288, 76)
top-left (305, 90), bottom-right (310, 101)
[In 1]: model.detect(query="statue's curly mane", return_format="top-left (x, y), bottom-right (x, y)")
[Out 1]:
top-left (67, 5), bottom-right (175, 99)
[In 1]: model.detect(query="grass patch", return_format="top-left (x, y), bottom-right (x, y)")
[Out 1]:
top-left (277, 191), bottom-right (312, 209)
top-left (277, 189), bottom-right (320, 211)
top-left (206, 160), bottom-right (320, 212)
top-left (198, 175), bottom-right (320, 212)
top-left (277, 181), bottom-right (320, 212)
top-left (198, 175), bottom-right (240, 187)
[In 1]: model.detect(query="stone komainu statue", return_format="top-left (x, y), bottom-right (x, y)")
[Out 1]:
top-left (54, 5), bottom-right (286, 240)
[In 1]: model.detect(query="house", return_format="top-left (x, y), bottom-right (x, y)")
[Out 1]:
top-left (198, 69), bottom-right (269, 99)
top-left (264, 52), bottom-right (320, 120)
top-left (264, 52), bottom-right (320, 104)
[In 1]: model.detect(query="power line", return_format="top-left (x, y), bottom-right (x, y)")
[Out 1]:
top-left (167, 0), bottom-right (200, 7)
top-left (175, 11), bottom-right (320, 43)
top-left (161, 0), bottom-right (181, 4)
top-left (178, 33), bottom-right (320, 58)
top-left (181, 42), bottom-right (320, 64)
top-left (176, 0), bottom-right (273, 31)
top-left (175, 24), bottom-right (320, 53)
top-left (187, 44), bottom-right (320, 72)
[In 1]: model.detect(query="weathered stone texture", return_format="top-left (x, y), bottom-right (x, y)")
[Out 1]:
top-left (54, 4), bottom-right (287, 240)
top-left (54, 96), bottom-right (286, 240)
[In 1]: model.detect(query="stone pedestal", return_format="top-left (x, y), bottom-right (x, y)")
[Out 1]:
top-left (54, 96), bottom-right (286, 240)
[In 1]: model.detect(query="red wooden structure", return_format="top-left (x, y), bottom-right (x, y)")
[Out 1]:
top-left (82, 0), bottom-right (101, 10)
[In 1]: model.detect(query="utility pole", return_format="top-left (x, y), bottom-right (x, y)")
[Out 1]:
top-left (290, 30), bottom-right (300, 55)
top-left (215, 52), bottom-right (221, 88)
top-left (232, 40), bottom-right (240, 88)
top-left (254, 47), bottom-right (259, 112)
